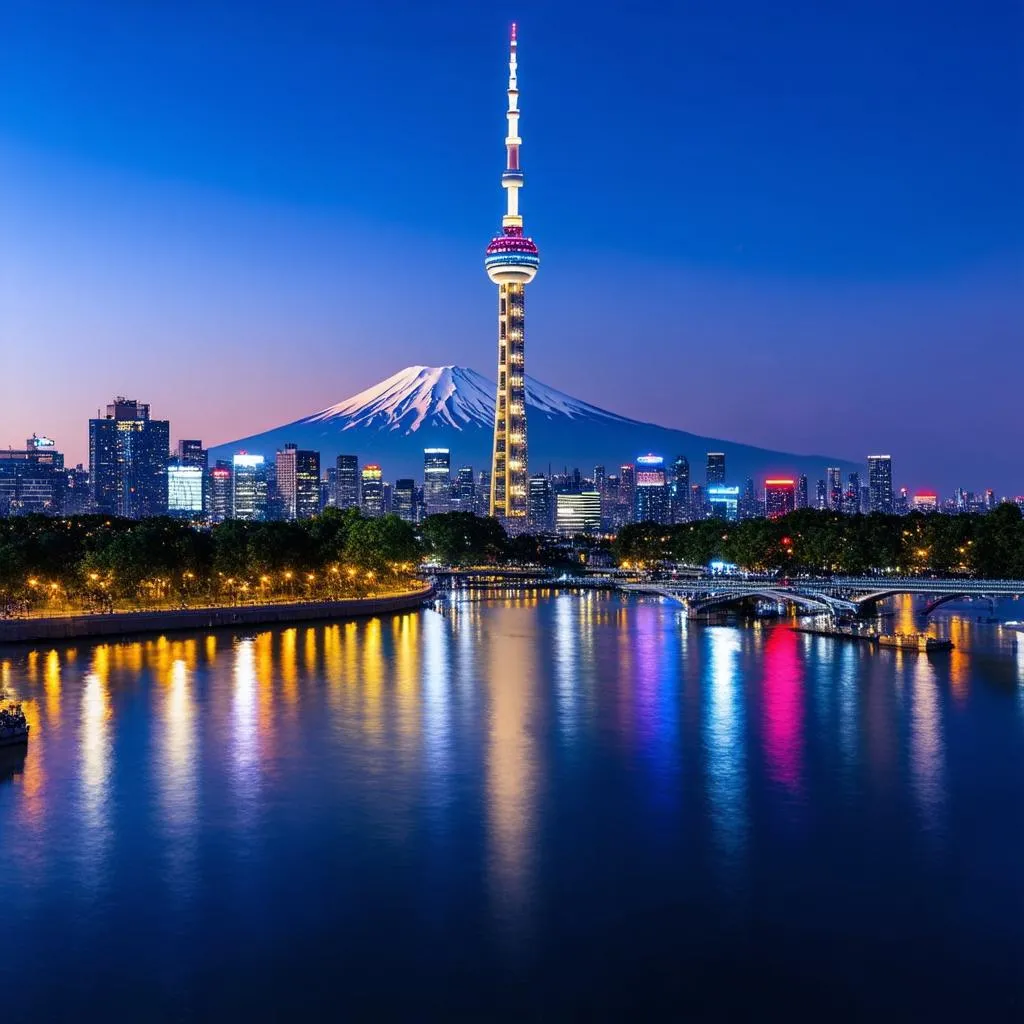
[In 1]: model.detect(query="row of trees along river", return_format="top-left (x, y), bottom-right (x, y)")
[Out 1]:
top-left (1, 506), bottom-right (1022, 612)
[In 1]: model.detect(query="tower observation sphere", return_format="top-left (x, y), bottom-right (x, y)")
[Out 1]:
top-left (488, 23), bottom-right (540, 524)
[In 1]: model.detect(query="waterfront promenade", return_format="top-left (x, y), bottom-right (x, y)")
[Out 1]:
top-left (0, 582), bottom-right (434, 645)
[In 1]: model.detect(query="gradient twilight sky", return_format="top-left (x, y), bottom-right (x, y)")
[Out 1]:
top-left (1, 0), bottom-right (1021, 491)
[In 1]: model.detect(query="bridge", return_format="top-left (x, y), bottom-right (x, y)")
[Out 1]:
top-left (622, 576), bottom-right (1024, 619)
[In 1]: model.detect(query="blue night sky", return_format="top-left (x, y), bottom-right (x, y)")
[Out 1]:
top-left (1, 0), bottom-right (1021, 491)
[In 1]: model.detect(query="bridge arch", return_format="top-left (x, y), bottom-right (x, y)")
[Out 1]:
top-left (689, 588), bottom-right (838, 617)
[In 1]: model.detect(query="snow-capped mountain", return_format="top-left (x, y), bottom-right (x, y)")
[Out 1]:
top-left (209, 365), bottom-right (859, 484)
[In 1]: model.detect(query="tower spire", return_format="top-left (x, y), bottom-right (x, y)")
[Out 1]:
top-left (503, 23), bottom-right (523, 228)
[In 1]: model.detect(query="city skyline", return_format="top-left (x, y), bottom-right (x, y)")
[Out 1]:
top-left (2, 3), bottom-right (1022, 490)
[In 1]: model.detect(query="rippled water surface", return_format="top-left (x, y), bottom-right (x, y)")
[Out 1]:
top-left (1, 593), bottom-right (1022, 1018)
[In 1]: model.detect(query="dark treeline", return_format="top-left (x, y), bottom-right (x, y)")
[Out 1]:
top-left (613, 506), bottom-right (1024, 577)
top-left (0, 508), bottom-right (421, 606)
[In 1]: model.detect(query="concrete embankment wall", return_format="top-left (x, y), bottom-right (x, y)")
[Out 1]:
top-left (0, 585), bottom-right (434, 646)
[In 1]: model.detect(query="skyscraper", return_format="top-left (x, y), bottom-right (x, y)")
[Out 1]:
top-left (867, 455), bottom-right (894, 514)
top-left (393, 479), bottom-right (416, 523)
top-left (528, 474), bottom-right (552, 532)
top-left (276, 444), bottom-right (320, 521)
top-left (671, 455), bottom-right (690, 523)
top-left (795, 474), bottom-right (809, 510)
top-left (816, 478), bottom-right (827, 510)
top-left (765, 479), bottom-right (796, 519)
top-left (843, 472), bottom-right (861, 516)
top-left (209, 462), bottom-right (232, 523)
top-left (167, 464), bottom-right (203, 517)
top-left (487, 25), bottom-right (540, 525)
top-left (89, 397), bottom-right (169, 518)
top-left (232, 454), bottom-right (267, 521)
top-left (634, 455), bottom-right (669, 525)
top-left (335, 455), bottom-right (360, 509)
top-left (555, 492), bottom-right (601, 537)
top-left (361, 464), bottom-right (384, 517)
top-left (423, 448), bottom-right (451, 516)
top-left (706, 452), bottom-right (726, 486)
top-left (0, 437), bottom-right (66, 516)
top-left (618, 463), bottom-right (635, 526)
top-left (827, 467), bottom-right (842, 511)
top-left (455, 466), bottom-right (476, 512)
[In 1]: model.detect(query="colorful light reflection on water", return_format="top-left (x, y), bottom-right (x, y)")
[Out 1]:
top-left (0, 593), bottom-right (1021, 1018)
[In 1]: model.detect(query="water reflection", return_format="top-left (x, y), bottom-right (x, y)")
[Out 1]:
top-left (231, 639), bottom-right (260, 818)
top-left (705, 627), bottom-right (747, 871)
top-left (762, 626), bottom-right (804, 794)
top-left (159, 658), bottom-right (197, 892)
top-left (486, 606), bottom-right (539, 927)
top-left (79, 647), bottom-right (112, 889)
top-left (909, 656), bottom-right (945, 835)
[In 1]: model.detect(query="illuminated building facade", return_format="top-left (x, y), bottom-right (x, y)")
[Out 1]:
top-left (361, 464), bottom-right (384, 517)
top-left (912, 491), bottom-right (938, 511)
top-left (393, 479), bottom-right (416, 522)
top-left (708, 485), bottom-right (740, 521)
top-left (276, 443), bottom-right (320, 520)
top-left (209, 463), bottom-right (232, 523)
top-left (423, 448), bottom-right (451, 516)
top-left (556, 491), bottom-right (601, 537)
top-left (335, 455), bottom-right (360, 509)
top-left (634, 455), bottom-right (669, 525)
top-left (764, 478), bottom-right (796, 519)
top-left (167, 464), bottom-right (204, 517)
top-left (671, 455), bottom-right (690, 523)
top-left (528, 474), bottom-right (552, 532)
top-left (706, 452), bottom-right (726, 486)
top-left (867, 454), bottom-right (894, 514)
top-left (232, 454), bottom-right (267, 521)
top-left (487, 25), bottom-right (540, 524)
top-left (796, 474), bottom-right (808, 509)
top-left (89, 397), bottom-right (169, 518)
top-left (827, 467), bottom-right (842, 511)
top-left (0, 436), bottom-right (66, 516)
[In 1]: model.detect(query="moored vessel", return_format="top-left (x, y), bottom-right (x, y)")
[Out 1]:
top-left (0, 700), bottom-right (30, 747)
top-left (878, 632), bottom-right (954, 652)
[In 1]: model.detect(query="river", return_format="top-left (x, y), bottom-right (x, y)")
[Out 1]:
top-left (1, 591), bottom-right (1022, 1018)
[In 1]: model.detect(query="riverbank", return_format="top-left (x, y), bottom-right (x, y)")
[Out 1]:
top-left (0, 582), bottom-right (434, 645)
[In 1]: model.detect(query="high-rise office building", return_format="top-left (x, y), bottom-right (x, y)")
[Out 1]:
top-left (361, 464), bottom-right (384, 517)
top-left (843, 472), bottom-right (861, 516)
top-left (232, 454), bottom-right (267, 521)
top-left (816, 478), bottom-right (827, 510)
top-left (89, 397), bottom-right (169, 518)
top-left (64, 464), bottom-right (91, 515)
top-left (276, 444), bottom-right (320, 521)
top-left (593, 465), bottom-right (606, 496)
top-left (618, 464), bottom-right (635, 526)
top-left (423, 448), bottom-right (452, 516)
top-left (0, 436), bottom-right (66, 516)
top-left (528, 474), bottom-right (553, 532)
top-left (706, 452), bottom-right (726, 486)
top-left (634, 455), bottom-right (669, 525)
top-left (209, 462), bottom-right (232, 523)
top-left (739, 477), bottom-right (760, 520)
top-left (827, 467), bottom-right (842, 511)
top-left (487, 25), bottom-right (540, 524)
top-left (795, 474), bottom-right (809, 510)
top-left (167, 464), bottom-right (204, 517)
top-left (867, 455), bottom-right (894, 514)
top-left (707, 485), bottom-right (740, 521)
top-left (555, 491), bottom-right (601, 537)
top-left (454, 466), bottom-right (475, 512)
top-left (334, 455), bottom-right (360, 509)
top-left (176, 439), bottom-right (206, 470)
top-left (765, 479), bottom-right (796, 519)
top-left (691, 484), bottom-right (705, 518)
top-left (670, 455), bottom-right (690, 523)
top-left (393, 479), bottom-right (416, 522)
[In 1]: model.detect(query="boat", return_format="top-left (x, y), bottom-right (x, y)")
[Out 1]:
top-left (0, 701), bottom-right (30, 748)
top-left (878, 633), bottom-right (954, 652)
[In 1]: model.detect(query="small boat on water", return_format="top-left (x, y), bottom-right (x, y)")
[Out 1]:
top-left (0, 701), bottom-right (30, 748)
top-left (878, 633), bottom-right (954, 653)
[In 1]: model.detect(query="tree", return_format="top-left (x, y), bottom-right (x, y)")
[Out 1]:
top-left (421, 512), bottom-right (507, 565)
